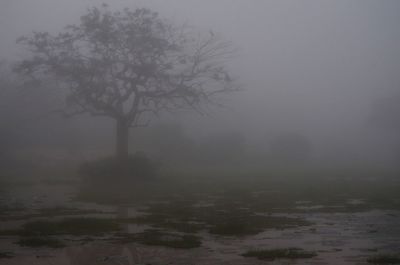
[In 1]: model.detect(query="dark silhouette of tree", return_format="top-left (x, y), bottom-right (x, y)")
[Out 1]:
top-left (15, 5), bottom-right (236, 161)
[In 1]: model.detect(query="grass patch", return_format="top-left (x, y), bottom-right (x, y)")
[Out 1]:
top-left (1, 207), bottom-right (109, 221)
top-left (0, 252), bottom-right (14, 259)
top-left (126, 213), bottom-right (206, 233)
top-left (33, 207), bottom-right (107, 218)
top-left (0, 229), bottom-right (20, 236)
top-left (367, 254), bottom-right (400, 264)
top-left (208, 214), bottom-right (310, 236)
top-left (78, 168), bottom-right (400, 213)
top-left (242, 248), bottom-right (317, 260)
top-left (0, 204), bottom-right (25, 217)
top-left (129, 200), bottom-right (312, 236)
top-left (8, 218), bottom-right (121, 236)
top-left (17, 237), bottom-right (65, 248)
top-left (120, 229), bottom-right (201, 249)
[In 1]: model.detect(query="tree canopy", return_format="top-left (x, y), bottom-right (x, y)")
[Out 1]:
top-left (15, 5), bottom-right (237, 159)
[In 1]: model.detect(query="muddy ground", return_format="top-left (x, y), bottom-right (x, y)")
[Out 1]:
top-left (1, 174), bottom-right (399, 265)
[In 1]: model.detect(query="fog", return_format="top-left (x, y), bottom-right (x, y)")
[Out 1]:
top-left (2, 0), bottom-right (399, 170)
top-left (1, 1), bottom-right (400, 264)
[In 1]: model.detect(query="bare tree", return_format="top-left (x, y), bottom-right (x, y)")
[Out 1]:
top-left (15, 5), bottom-right (236, 161)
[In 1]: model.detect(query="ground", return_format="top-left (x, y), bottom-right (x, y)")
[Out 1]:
top-left (0, 169), bottom-right (399, 264)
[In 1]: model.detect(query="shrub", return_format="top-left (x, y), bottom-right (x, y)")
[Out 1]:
top-left (80, 153), bottom-right (158, 185)
top-left (78, 153), bottom-right (159, 202)
top-left (17, 237), bottom-right (65, 248)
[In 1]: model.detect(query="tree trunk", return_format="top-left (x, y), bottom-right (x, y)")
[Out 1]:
top-left (116, 118), bottom-right (129, 161)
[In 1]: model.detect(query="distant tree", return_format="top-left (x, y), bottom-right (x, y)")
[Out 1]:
top-left (15, 5), bottom-right (236, 161)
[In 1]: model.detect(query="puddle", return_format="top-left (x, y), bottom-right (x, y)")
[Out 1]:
top-left (1, 184), bottom-right (399, 264)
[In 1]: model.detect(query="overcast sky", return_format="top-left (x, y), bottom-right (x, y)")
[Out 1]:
top-left (1, 0), bottom-right (400, 163)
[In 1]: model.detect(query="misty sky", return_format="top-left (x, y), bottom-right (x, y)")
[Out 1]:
top-left (1, 0), bottom-right (400, 164)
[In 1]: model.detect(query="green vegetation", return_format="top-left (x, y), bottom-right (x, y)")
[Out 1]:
top-left (78, 169), bottom-right (400, 240)
top-left (0, 218), bottom-right (121, 249)
top-left (17, 237), bottom-right (65, 248)
top-left (23, 218), bottom-right (121, 236)
top-left (0, 204), bottom-right (25, 218)
top-left (127, 199), bottom-right (311, 236)
top-left (33, 207), bottom-right (107, 218)
top-left (208, 215), bottom-right (309, 236)
top-left (78, 168), bottom-right (400, 213)
top-left (2, 168), bottom-right (399, 260)
top-left (1, 207), bottom-right (109, 221)
top-left (0, 252), bottom-right (14, 259)
top-left (367, 254), bottom-right (400, 264)
top-left (78, 154), bottom-right (160, 203)
top-left (80, 154), bottom-right (158, 183)
top-left (120, 229), bottom-right (201, 249)
top-left (242, 248), bottom-right (317, 260)
top-left (127, 214), bottom-right (205, 233)
top-left (1, 218), bottom-right (121, 237)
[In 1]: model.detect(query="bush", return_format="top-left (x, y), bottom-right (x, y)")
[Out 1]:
top-left (17, 237), bottom-right (65, 248)
top-left (79, 153), bottom-right (158, 190)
